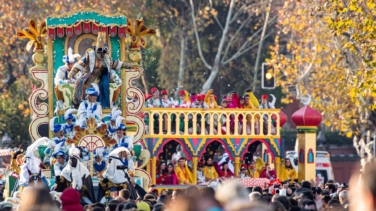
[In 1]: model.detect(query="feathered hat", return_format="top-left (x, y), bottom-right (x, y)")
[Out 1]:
top-left (107, 107), bottom-right (122, 121)
top-left (50, 117), bottom-right (63, 133)
top-left (52, 140), bottom-right (64, 156)
top-left (116, 116), bottom-right (126, 131)
top-left (109, 146), bottom-right (130, 157)
top-left (76, 116), bottom-right (87, 128)
top-left (62, 47), bottom-right (80, 64)
top-left (64, 108), bottom-right (77, 121)
top-left (53, 150), bottom-right (66, 159)
top-left (93, 32), bottom-right (108, 54)
top-left (25, 137), bottom-right (49, 158)
top-left (68, 144), bottom-right (81, 160)
top-left (85, 83), bottom-right (100, 96)
top-left (94, 148), bottom-right (104, 158)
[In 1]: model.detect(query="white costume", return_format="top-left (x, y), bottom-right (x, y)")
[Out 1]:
top-left (218, 153), bottom-right (235, 173)
top-left (77, 101), bottom-right (102, 121)
top-left (174, 99), bottom-right (191, 108)
top-left (54, 162), bottom-right (66, 177)
top-left (54, 48), bottom-right (81, 85)
top-left (19, 137), bottom-right (49, 186)
top-left (103, 107), bottom-right (122, 139)
top-left (77, 84), bottom-right (102, 121)
top-left (115, 136), bottom-right (134, 151)
top-left (191, 101), bottom-right (209, 109)
top-left (93, 148), bottom-right (107, 177)
top-left (197, 170), bottom-right (206, 184)
top-left (147, 98), bottom-right (162, 108)
top-left (103, 147), bottom-right (134, 184)
top-left (258, 94), bottom-right (276, 109)
top-left (161, 98), bottom-right (175, 108)
top-left (45, 117), bottom-right (70, 164)
top-left (61, 145), bottom-right (91, 190)
top-left (62, 108), bottom-right (77, 138)
top-left (54, 65), bottom-right (82, 85)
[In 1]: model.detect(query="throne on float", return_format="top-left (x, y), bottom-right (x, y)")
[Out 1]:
top-left (16, 9), bottom-right (155, 191)
top-left (46, 10), bottom-right (128, 110)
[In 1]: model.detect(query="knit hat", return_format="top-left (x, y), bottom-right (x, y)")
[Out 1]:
top-left (137, 201), bottom-right (151, 211)
top-left (60, 188), bottom-right (83, 211)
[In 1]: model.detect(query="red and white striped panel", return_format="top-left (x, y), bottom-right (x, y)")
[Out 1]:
top-left (0, 150), bottom-right (11, 156)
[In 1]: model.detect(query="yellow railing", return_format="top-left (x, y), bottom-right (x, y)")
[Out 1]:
top-left (142, 108), bottom-right (281, 137)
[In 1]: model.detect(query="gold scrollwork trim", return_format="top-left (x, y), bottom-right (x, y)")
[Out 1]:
top-left (48, 38), bottom-right (54, 138)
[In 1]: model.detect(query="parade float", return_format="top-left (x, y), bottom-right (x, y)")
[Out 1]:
top-left (3, 9), bottom-right (323, 197)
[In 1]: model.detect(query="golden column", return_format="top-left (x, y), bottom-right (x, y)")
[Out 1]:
top-left (234, 157), bottom-right (240, 176)
top-left (192, 157), bottom-right (198, 185)
top-left (291, 103), bottom-right (322, 182)
top-left (147, 158), bottom-right (152, 176)
top-left (152, 157), bottom-right (157, 185)
top-left (274, 157), bottom-right (281, 178)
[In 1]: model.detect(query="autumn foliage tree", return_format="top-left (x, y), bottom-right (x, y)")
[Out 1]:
top-left (268, 0), bottom-right (376, 166)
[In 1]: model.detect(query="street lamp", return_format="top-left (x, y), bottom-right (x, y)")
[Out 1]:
top-left (2, 133), bottom-right (11, 149)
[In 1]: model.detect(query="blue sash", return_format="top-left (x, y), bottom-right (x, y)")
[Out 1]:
top-left (110, 156), bottom-right (128, 166)
top-left (94, 161), bottom-right (106, 172)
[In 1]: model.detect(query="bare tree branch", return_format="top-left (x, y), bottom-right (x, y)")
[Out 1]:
top-left (221, 16), bottom-right (253, 63)
top-left (252, 0), bottom-right (273, 91)
top-left (230, 4), bottom-right (246, 23)
top-left (223, 32), bottom-right (273, 65)
top-left (209, 0), bottom-right (223, 31)
top-left (0, 56), bottom-right (17, 93)
top-left (189, 0), bottom-right (212, 70)
top-left (221, 15), bottom-right (277, 64)
top-left (230, 1), bottom-right (266, 23)
top-left (296, 52), bottom-right (317, 83)
top-left (201, 0), bottom-right (236, 93)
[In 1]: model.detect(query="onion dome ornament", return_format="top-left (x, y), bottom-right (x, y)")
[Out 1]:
top-left (279, 111), bottom-right (288, 127)
top-left (292, 94), bottom-right (322, 127)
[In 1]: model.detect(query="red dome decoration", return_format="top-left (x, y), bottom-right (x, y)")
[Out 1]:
top-left (292, 106), bottom-right (322, 127)
top-left (279, 111), bottom-right (287, 127)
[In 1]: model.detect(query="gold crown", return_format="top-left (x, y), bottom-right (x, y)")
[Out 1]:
top-left (95, 32), bottom-right (107, 52)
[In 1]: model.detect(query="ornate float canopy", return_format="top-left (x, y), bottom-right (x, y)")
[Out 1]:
top-left (46, 9), bottom-right (127, 39)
